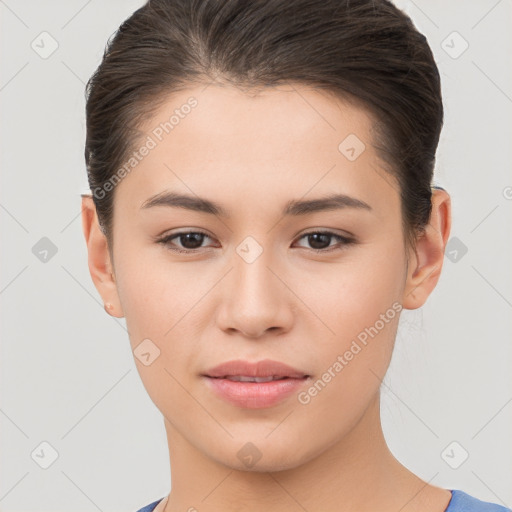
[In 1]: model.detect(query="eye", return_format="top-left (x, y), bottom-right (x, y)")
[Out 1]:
top-left (156, 229), bottom-right (355, 254)
top-left (157, 230), bottom-right (217, 253)
top-left (294, 230), bottom-right (355, 252)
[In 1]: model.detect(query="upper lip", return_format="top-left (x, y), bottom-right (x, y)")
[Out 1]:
top-left (203, 359), bottom-right (309, 379)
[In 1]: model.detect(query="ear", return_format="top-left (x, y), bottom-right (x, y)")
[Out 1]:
top-left (81, 195), bottom-right (124, 318)
top-left (402, 187), bottom-right (452, 309)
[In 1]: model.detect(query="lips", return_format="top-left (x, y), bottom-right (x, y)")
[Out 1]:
top-left (202, 359), bottom-right (311, 409)
top-left (203, 359), bottom-right (310, 380)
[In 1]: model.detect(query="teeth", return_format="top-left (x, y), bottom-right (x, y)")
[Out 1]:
top-left (225, 375), bottom-right (285, 383)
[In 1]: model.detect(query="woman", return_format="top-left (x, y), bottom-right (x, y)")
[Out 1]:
top-left (81, 0), bottom-right (510, 511)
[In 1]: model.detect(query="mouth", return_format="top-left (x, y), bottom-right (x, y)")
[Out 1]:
top-left (201, 359), bottom-right (311, 408)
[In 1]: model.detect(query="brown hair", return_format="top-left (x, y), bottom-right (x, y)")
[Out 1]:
top-left (85, 0), bottom-right (443, 252)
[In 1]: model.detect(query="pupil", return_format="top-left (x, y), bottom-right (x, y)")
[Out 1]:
top-left (309, 233), bottom-right (330, 249)
top-left (181, 233), bottom-right (204, 249)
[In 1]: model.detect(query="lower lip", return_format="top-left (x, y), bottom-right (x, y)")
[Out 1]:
top-left (203, 376), bottom-right (310, 409)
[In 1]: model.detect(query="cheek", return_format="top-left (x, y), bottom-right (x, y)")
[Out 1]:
top-left (293, 240), bottom-right (406, 403)
top-left (113, 251), bottom-right (203, 412)
top-left (290, 254), bottom-right (404, 441)
top-left (294, 240), bottom-right (405, 344)
top-left (113, 248), bottom-right (212, 376)
top-left (114, 246), bottom-right (187, 331)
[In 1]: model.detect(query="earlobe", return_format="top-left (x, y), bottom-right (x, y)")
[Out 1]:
top-left (402, 188), bottom-right (452, 310)
top-left (81, 195), bottom-right (124, 318)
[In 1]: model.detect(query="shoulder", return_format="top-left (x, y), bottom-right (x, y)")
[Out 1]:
top-left (446, 490), bottom-right (511, 512)
top-left (135, 498), bottom-right (164, 512)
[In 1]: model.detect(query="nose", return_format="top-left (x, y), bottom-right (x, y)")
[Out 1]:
top-left (215, 246), bottom-right (294, 338)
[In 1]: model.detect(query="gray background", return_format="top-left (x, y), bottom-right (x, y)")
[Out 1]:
top-left (1, 1), bottom-right (511, 511)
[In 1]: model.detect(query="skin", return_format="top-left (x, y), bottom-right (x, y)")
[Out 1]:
top-left (82, 83), bottom-right (452, 512)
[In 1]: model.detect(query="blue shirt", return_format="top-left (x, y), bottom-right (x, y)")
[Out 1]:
top-left (135, 489), bottom-right (511, 511)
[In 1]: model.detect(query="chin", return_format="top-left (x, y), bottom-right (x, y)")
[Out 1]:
top-left (207, 438), bottom-right (312, 474)
top-left (226, 455), bottom-right (305, 474)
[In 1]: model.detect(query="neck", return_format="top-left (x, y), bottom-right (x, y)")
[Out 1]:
top-left (160, 392), bottom-right (448, 512)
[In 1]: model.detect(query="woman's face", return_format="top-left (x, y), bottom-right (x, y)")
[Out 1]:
top-left (92, 83), bottom-right (421, 471)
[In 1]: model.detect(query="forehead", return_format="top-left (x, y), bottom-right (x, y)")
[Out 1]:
top-left (113, 83), bottom-right (399, 219)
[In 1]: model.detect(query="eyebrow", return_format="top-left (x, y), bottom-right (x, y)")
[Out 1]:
top-left (140, 191), bottom-right (372, 217)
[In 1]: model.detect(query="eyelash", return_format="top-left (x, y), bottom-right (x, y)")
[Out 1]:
top-left (156, 229), bottom-right (355, 254)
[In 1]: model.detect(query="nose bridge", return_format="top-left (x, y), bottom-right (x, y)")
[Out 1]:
top-left (217, 235), bottom-right (292, 337)
top-left (234, 240), bottom-right (275, 301)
